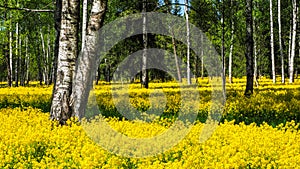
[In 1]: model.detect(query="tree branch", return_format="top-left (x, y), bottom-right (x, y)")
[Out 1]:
top-left (0, 5), bottom-right (54, 12)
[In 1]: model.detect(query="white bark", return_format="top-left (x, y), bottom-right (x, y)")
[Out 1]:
top-left (288, 20), bottom-right (292, 76)
top-left (289, 0), bottom-right (298, 83)
top-left (15, 22), bottom-right (19, 86)
top-left (9, 14), bottom-right (13, 84)
top-left (51, 0), bottom-right (80, 124)
top-left (70, 0), bottom-right (107, 119)
top-left (47, 26), bottom-right (51, 84)
top-left (25, 36), bottom-right (29, 84)
top-left (229, 11), bottom-right (234, 84)
top-left (185, 0), bottom-right (191, 85)
top-left (141, 0), bottom-right (148, 88)
top-left (253, 14), bottom-right (259, 87)
top-left (278, 0), bottom-right (284, 83)
top-left (270, 0), bottom-right (276, 83)
top-left (40, 29), bottom-right (47, 84)
top-left (81, 0), bottom-right (88, 51)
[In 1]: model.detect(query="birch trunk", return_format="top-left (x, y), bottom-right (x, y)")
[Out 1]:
top-left (228, 0), bottom-right (235, 83)
top-left (185, 0), bottom-right (191, 85)
top-left (9, 14), bottom-right (13, 85)
top-left (278, 0), bottom-right (284, 83)
top-left (289, 0), bottom-right (298, 83)
top-left (270, 0), bottom-right (276, 83)
top-left (15, 22), bottom-right (19, 87)
top-left (19, 32), bottom-right (24, 86)
top-left (40, 29), bottom-right (47, 84)
top-left (141, 0), bottom-right (148, 88)
top-left (47, 26), bottom-right (52, 85)
top-left (288, 20), bottom-right (292, 76)
top-left (228, 2), bottom-right (234, 84)
top-left (221, 0), bottom-right (226, 91)
top-left (81, 0), bottom-right (88, 51)
top-left (253, 14), bottom-right (259, 87)
top-left (25, 36), bottom-right (29, 85)
top-left (50, 0), bottom-right (80, 124)
top-left (70, 0), bottom-right (107, 120)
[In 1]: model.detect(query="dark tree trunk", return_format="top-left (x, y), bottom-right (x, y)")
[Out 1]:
top-left (52, 0), bottom-right (62, 89)
top-left (245, 0), bottom-right (254, 96)
top-left (3, 8), bottom-right (12, 87)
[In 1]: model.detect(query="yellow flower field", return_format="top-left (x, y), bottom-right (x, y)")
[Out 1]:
top-left (0, 107), bottom-right (300, 168)
top-left (0, 77), bottom-right (300, 168)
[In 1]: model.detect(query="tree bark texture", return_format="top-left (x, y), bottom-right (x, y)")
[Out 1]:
top-left (289, 0), bottom-right (298, 83)
top-left (270, 0), bottom-right (276, 84)
top-left (70, 0), bottom-right (107, 120)
top-left (245, 0), bottom-right (254, 96)
top-left (50, 0), bottom-right (80, 124)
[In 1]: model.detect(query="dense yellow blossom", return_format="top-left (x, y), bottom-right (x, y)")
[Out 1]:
top-left (0, 108), bottom-right (300, 168)
top-left (1, 77), bottom-right (300, 168)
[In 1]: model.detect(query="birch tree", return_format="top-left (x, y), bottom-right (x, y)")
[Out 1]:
top-left (278, 0), bottom-right (284, 83)
top-left (50, 0), bottom-right (107, 123)
top-left (81, 0), bottom-right (88, 51)
top-left (141, 0), bottom-right (149, 88)
top-left (228, 10), bottom-right (234, 84)
top-left (270, 0), bottom-right (276, 84)
top-left (289, 0), bottom-right (298, 83)
top-left (185, 0), bottom-right (191, 85)
top-left (70, 0), bottom-right (107, 120)
top-left (50, 0), bottom-right (80, 124)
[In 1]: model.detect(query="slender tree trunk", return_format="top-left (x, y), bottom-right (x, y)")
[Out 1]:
top-left (228, 0), bottom-right (236, 84)
top-left (4, 8), bottom-right (12, 87)
top-left (254, 35), bottom-right (258, 87)
top-left (50, 0), bottom-right (80, 124)
top-left (278, 0), bottom-right (284, 83)
top-left (201, 35), bottom-right (204, 79)
top-left (245, 0), bottom-right (254, 96)
top-left (253, 12), bottom-right (259, 87)
top-left (221, 0), bottom-right (226, 91)
top-left (141, 0), bottom-right (148, 88)
top-left (270, 0), bottom-right (276, 84)
top-left (288, 20), bottom-right (292, 76)
top-left (40, 28), bottom-right (47, 84)
top-left (25, 36), bottom-right (29, 85)
top-left (289, 0), bottom-right (298, 83)
top-left (47, 26), bottom-right (52, 85)
top-left (19, 32), bottom-right (24, 86)
top-left (15, 22), bottom-right (19, 87)
top-left (185, 0), bottom-right (191, 85)
top-left (9, 13), bottom-right (13, 85)
top-left (228, 20), bottom-right (234, 84)
top-left (170, 27), bottom-right (182, 82)
top-left (82, 0), bottom-right (88, 51)
top-left (35, 28), bottom-right (43, 86)
top-left (70, 0), bottom-right (107, 120)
